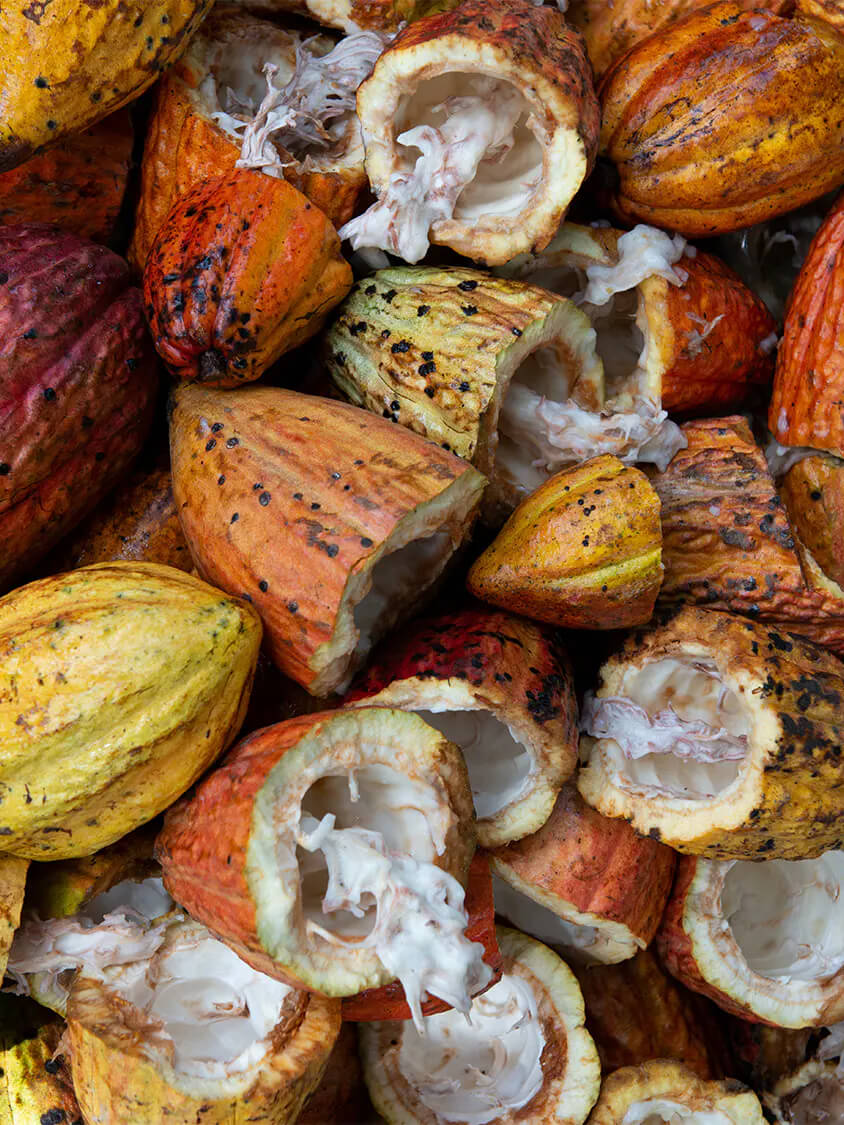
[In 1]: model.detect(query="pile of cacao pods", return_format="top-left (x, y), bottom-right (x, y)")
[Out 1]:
top-left (0, 0), bottom-right (843, 1121)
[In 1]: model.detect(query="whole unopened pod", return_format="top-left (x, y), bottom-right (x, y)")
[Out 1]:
top-left (0, 562), bottom-right (262, 859)
top-left (657, 851), bottom-right (844, 1028)
top-left (599, 3), bottom-right (844, 236)
top-left (169, 384), bottom-right (486, 695)
top-left (0, 224), bottom-right (158, 591)
top-left (578, 607), bottom-right (844, 859)
top-left (347, 606), bottom-right (578, 847)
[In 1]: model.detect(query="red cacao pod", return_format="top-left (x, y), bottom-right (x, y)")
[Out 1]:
top-left (0, 224), bottom-right (158, 590)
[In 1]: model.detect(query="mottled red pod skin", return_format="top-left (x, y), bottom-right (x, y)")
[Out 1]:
top-left (658, 250), bottom-right (776, 415)
top-left (0, 224), bottom-right (158, 590)
top-left (143, 169), bottom-right (352, 386)
top-left (769, 192), bottom-right (844, 456)
top-left (341, 854), bottom-right (502, 1021)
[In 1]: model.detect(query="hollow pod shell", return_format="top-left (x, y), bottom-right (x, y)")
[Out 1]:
top-left (346, 606), bottom-right (578, 847)
top-left (349, 0), bottom-right (600, 266)
top-left (565, 0), bottom-right (792, 81)
top-left (168, 384), bottom-right (486, 695)
top-left (586, 1060), bottom-right (765, 1124)
top-left (488, 785), bottom-right (675, 966)
top-left (0, 0), bottom-right (214, 172)
top-left (0, 562), bottom-right (262, 860)
top-left (572, 949), bottom-right (727, 1079)
top-left (0, 996), bottom-right (81, 1124)
top-left (467, 456), bottom-right (664, 630)
top-left (577, 606), bottom-right (844, 859)
top-left (155, 708), bottom-right (479, 1001)
top-left (0, 224), bottom-right (158, 591)
top-left (0, 110), bottom-right (132, 243)
top-left (325, 265), bottom-right (607, 520)
top-left (599, 3), bottom-right (844, 236)
top-left (500, 221), bottom-right (776, 418)
top-left (144, 169), bottom-right (352, 387)
top-left (656, 852), bottom-right (844, 1028)
top-left (769, 191), bottom-right (844, 457)
top-left (66, 914), bottom-right (341, 1125)
top-left (651, 416), bottom-right (844, 653)
top-left (359, 926), bottom-right (601, 1125)
top-left (129, 6), bottom-right (374, 269)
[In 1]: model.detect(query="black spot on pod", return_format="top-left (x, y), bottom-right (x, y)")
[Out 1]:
top-left (259, 492), bottom-right (271, 506)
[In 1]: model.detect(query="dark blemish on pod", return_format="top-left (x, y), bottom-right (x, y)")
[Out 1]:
top-left (231, 513), bottom-right (239, 523)
top-left (459, 381), bottom-right (470, 392)
top-left (0, 464), bottom-right (9, 476)
top-left (419, 362), bottom-right (436, 376)
top-left (417, 305), bottom-right (430, 316)
top-left (512, 327), bottom-right (522, 336)
top-left (34, 75), bottom-right (48, 87)
top-left (457, 279), bottom-right (478, 291)
top-left (461, 306), bottom-right (477, 316)
top-left (226, 437), bottom-right (239, 448)
top-left (288, 601), bottom-right (298, 613)
top-left (23, 328), bottom-right (37, 339)
top-left (365, 285), bottom-right (376, 295)
top-left (211, 422), bottom-right (224, 432)
top-left (259, 492), bottom-right (271, 506)
top-left (424, 387), bottom-right (435, 398)
top-left (259, 580), bottom-right (269, 592)
top-left (205, 439), bottom-right (216, 451)
top-left (391, 340), bottom-right (410, 354)
top-left (293, 492), bottom-right (303, 501)
top-left (361, 537), bottom-right (373, 548)
top-left (217, 475), bottom-right (225, 486)
top-left (253, 483), bottom-right (263, 491)
top-left (311, 502), bottom-right (320, 510)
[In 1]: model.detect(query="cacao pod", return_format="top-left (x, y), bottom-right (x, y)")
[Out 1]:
top-left (144, 169), bottom-right (352, 386)
top-left (0, 224), bottom-right (158, 591)
top-left (0, 0), bottom-right (214, 171)
top-left (0, 562), bottom-right (262, 859)
top-left (600, 3), bottom-right (844, 236)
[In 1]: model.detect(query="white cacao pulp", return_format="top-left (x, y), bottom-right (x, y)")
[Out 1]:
top-left (396, 971), bottom-right (545, 1124)
top-left (341, 75), bottom-right (542, 262)
top-left (296, 768), bottom-right (490, 1028)
top-left (581, 658), bottom-right (750, 801)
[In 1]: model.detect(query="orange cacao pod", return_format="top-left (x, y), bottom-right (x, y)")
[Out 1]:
top-left (144, 169), bottom-right (352, 386)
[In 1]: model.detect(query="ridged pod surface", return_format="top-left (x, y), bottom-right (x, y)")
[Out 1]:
top-left (144, 170), bottom-right (352, 386)
top-left (0, 562), bottom-right (262, 859)
top-left (780, 454), bottom-right (844, 590)
top-left (0, 225), bottom-right (158, 592)
top-left (169, 384), bottom-right (486, 695)
top-left (652, 417), bottom-right (844, 652)
top-left (0, 0), bottom-right (213, 170)
top-left (468, 455), bottom-right (663, 630)
top-left (52, 464), bottom-right (192, 573)
top-left (769, 192), bottom-right (844, 456)
top-left (225, 0), bottom-right (460, 31)
top-left (600, 4), bottom-right (844, 235)
top-left (0, 110), bottom-right (132, 242)
top-left (0, 997), bottom-right (81, 1124)
top-left (156, 709), bottom-right (476, 994)
top-left (573, 949), bottom-right (727, 1079)
top-left (566, 0), bottom-right (791, 79)
top-left (489, 785), bottom-right (676, 965)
